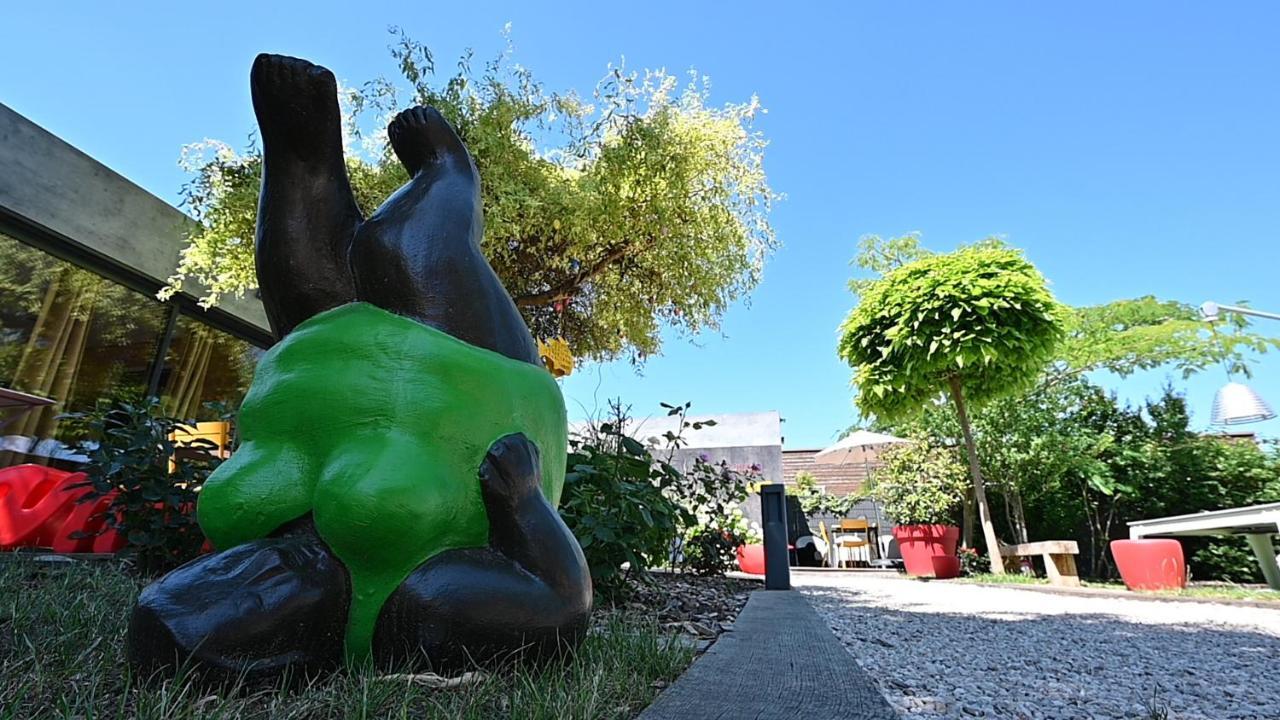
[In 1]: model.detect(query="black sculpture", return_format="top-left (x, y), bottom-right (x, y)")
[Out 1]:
top-left (128, 54), bottom-right (592, 678)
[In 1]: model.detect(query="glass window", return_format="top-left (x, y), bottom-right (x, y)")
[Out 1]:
top-left (0, 231), bottom-right (168, 465)
top-left (157, 314), bottom-right (261, 422)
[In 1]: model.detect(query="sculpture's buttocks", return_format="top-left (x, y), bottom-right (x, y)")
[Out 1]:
top-left (198, 302), bottom-right (568, 656)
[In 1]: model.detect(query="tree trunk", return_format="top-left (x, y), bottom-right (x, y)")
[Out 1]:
top-left (947, 375), bottom-right (1005, 574)
top-left (1008, 485), bottom-right (1029, 544)
top-left (962, 489), bottom-right (975, 548)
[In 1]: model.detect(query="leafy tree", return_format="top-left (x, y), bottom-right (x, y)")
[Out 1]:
top-left (166, 29), bottom-right (778, 361)
top-left (839, 240), bottom-right (1068, 572)
top-left (1056, 295), bottom-right (1279, 381)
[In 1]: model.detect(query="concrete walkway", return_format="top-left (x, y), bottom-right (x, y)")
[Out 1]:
top-left (639, 590), bottom-right (897, 719)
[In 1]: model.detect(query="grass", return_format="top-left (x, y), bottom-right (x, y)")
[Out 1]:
top-left (0, 557), bottom-right (695, 719)
top-left (957, 572), bottom-right (1280, 602)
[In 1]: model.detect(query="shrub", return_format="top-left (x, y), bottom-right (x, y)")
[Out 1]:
top-left (957, 547), bottom-right (984, 577)
top-left (681, 527), bottom-right (746, 576)
top-left (867, 440), bottom-right (968, 525)
top-left (65, 399), bottom-right (222, 573)
top-left (792, 471), bottom-right (858, 516)
top-left (677, 455), bottom-right (757, 576)
top-left (560, 404), bottom-right (691, 592)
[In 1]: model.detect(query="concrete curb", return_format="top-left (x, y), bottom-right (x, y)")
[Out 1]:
top-left (639, 590), bottom-right (897, 719)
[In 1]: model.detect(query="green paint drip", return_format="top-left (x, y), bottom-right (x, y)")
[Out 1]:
top-left (197, 302), bottom-right (567, 661)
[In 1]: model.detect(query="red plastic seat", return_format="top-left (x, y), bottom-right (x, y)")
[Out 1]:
top-left (1110, 539), bottom-right (1186, 591)
top-left (51, 491), bottom-right (124, 553)
top-left (0, 464), bottom-right (87, 548)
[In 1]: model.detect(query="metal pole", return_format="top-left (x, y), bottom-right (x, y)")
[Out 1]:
top-left (1200, 301), bottom-right (1280, 323)
top-left (760, 484), bottom-right (791, 590)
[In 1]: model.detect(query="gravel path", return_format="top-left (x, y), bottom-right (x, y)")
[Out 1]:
top-left (794, 572), bottom-right (1280, 720)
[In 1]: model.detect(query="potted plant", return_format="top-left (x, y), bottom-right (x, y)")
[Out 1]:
top-left (868, 440), bottom-right (967, 578)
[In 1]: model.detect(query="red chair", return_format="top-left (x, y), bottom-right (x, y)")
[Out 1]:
top-left (50, 491), bottom-right (125, 553)
top-left (0, 465), bottom-right (88, 548)
top-left (1111, 539), bottom-right (1187, 591)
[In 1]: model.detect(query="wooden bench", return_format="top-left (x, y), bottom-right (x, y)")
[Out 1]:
top-left (999, 541), bottom-right (1080, 586)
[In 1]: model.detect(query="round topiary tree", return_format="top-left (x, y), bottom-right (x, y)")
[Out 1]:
top-left (838, 241), bottom-right (1067, 572)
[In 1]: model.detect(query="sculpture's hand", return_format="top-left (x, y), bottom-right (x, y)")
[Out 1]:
top-left (478, 433), bottom-right (543, 512)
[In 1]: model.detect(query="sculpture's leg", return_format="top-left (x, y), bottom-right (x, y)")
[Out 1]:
top-left (127, 520), bottom-right (349, 679)
top-left (350, 106), bottom-right (542, 366)
top-left (372, 434), bottom-right (592, 671)
top-left (250, 53), bottom-right (362, 339)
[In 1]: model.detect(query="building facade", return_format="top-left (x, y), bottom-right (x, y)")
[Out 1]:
top-left (0, 103), bottom-right (272, 469)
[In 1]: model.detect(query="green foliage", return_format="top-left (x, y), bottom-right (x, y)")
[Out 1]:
top-left (676, 454), bottom-right (757, 575)
top-left (956, 546), bottom-right (985, 577)
top-left (167, 28), bottom-right (778, 362)
top-left (560, 400), bottom-right (757, 589)
top-left (889, 379), bottom-right (1280, 580)
top-left (561, 414), bottom-right (689, 591)
top-left (839, 240), bottom-right (1068, 422)
top-left (681, 526), bottom-right (746, 576)
top-left (1058, 296), bottom-right (1279, 380)
top-left (1190, 538), bottom-right (1268, 584)
top-left (792, 471), bottom-right (858, 516)
top-left (866, 441), bottom-right (968, 525)
top-left (64, 399), bottom-right (220, 573)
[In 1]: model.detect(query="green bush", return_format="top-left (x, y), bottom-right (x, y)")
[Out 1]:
top-left (65, 399), bottom-right (222, 573)
top-left (792, 471), bottom-right (859, 516)
top-left (560, 401), bottom-right (759, 589)
top-left (560, 407), bottom-right (691, 592)
top-left (867, 440), bottom-right (968, 525)
top-left (677, 455), bottom-right (757, 575)
top-left (1190, 537), bottom-right (1270, 584)
top-left (681, 527), bottom-right (745, 576)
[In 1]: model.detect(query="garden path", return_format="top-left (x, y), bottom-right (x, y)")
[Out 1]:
top-left (794, 571), bottom-right (1280, 720)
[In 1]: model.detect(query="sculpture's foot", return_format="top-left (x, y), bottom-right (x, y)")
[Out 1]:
top-left (371, 434), bottom-right (592, 672)
top-left (388, 105), bottom-right (468, 177)
top-left (127, 524), bottom-right (349, 680)
top-left (371, 547), bottom-right (590, 672)
top-left (250, 53), bottom-right (344, 162)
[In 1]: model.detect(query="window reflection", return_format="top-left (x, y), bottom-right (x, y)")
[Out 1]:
top-left (0, 231), bottom-right (263, 469)
top-left (1, 232), bottom-right (166, 463)
top-left (159, 315), bottom-right (260, 422)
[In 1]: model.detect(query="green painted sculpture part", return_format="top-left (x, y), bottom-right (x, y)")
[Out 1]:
top-left (197, 302), bottom-right (568, 660)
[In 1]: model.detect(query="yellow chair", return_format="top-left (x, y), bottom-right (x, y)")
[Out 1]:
top-left (834, 518), bottom-right (872, 568)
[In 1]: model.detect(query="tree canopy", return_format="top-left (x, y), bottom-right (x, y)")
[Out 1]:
top-left (166, 29), bottom-right (778, 361)
top-left (837, 240), bottom-right (1068, 422)
top-left (1058, 295), bottom-right (1279, 380)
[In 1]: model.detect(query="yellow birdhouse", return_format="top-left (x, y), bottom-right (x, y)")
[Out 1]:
top-left (537, 337), bottom-right (574, 378)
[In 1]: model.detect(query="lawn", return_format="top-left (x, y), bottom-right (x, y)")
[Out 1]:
top-left (958, 572), bottom-right (1280, 603)
top-left (0, 557), bottom-right (695, 719)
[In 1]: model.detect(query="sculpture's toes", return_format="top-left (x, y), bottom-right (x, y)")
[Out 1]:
top-left (250, 53), bottom-right (341, 158)
top-left (388, 105), bottom-right (471, 177)
top-left (127, 527), bottom-right (349, 680)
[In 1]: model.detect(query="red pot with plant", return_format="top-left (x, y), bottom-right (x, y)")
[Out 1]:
top-left (869, 441), bottom-right (969, 579)
top-left (893, 524), bottom-right (960, 577)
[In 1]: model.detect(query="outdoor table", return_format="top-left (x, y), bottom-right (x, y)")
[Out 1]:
top-left (1128, 502), bottom-right (1280, 590)
top-left (0, 387), bottom-right (55, 432)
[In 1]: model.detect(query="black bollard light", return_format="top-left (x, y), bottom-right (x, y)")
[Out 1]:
top-left (759, 484), bottom-right (791, 590)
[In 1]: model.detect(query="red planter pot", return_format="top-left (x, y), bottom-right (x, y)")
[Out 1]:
top-left (893, 524), bottom-right (961, 578)
top-left (736, 543), bottom-right (766, 575)
top-left (1111, 539), bottom-right (1187, 591)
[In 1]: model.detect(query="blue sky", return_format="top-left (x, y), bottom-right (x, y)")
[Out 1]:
top-left (4, 2), bottom-right (1278, 447)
